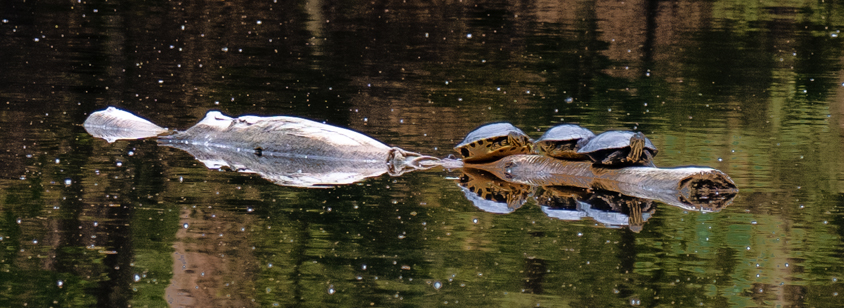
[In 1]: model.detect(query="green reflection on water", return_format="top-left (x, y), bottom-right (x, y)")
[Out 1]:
top-left (2, 0), bottom-right (844, 306)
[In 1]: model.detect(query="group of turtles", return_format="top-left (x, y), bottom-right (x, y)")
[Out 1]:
top-left (455, 122), bottom-right (658, 167)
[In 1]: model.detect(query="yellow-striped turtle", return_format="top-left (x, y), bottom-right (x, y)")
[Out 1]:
top-left (534, 124), bottom-right (595, 160)
top-left (455, 123), bottom-right (533, 163)
top-left (577, 131), bottom-right (658, 167)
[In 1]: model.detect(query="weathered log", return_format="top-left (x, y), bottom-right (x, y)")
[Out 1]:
top-left (82, 107), bottom-right (169, 143)
top-left (466, 154), bottom-right (738, 212)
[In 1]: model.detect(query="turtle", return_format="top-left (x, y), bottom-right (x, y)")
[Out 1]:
top-left (454, 123), bottom-right (533, 163)
top-left (534, 124), bottom-right (595, 160)
top-left (576, 131), bottom-right (658, 167)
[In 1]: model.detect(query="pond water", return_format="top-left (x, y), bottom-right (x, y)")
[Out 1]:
top-left (2, 0), bottom-right (844, 306)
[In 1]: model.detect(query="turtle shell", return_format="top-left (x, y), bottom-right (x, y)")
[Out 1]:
top-left (577, 131), bottom-right (658, 166)
top-left (534, 124), bottom-right (595, 160)
top-left (455, 123), bottom-right (533, 163)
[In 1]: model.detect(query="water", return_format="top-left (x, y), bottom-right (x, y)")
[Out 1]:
top-left (1, 0), bottom-right (844, 306)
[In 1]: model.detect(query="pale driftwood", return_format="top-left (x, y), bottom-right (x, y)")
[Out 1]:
top-left (466, 154), bottom-right (738, 212)
top-left (83, 107), bottom-right (169, 143)
top-left (84, 107), bottom-right (441, 187)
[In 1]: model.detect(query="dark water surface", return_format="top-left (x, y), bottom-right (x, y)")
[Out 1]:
top-left (2, 0), bottom-right (844, 306)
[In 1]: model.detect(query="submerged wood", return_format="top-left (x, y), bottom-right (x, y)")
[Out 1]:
top-left (467, 154), bottom-right (738, 212)
top-left (83, 107), bottom-right (169, 143)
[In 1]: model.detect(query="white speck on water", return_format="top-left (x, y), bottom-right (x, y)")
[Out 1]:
top-left (93, 221), bottom-right (98, 227)
top-left (32, 239), bottom-right (38, 244)
top-left (577, 232), bottom-right (583, 237)
top-left (718, 158), bottom-right (723, 162)
top-left (458, 98), bottom-right (463, 102)
top-left (751, 221), bottom-right (757, 225)
top-left (466, 33), bottom-right (472, 39)
top-left (445, 81), bottom-right (449, 85)
top-left (57, 280), bottom-right (63, 288)
top-left (179, 176), bottom-right (183, 183)
top-left (565, 97), bottom-right (574, 103)
top-left (116, 161), bottom-right (123, 167)
top-left (183, 223), bottom-right (189, 229)
top-left (134, 274), bottom-right (141, 282)
top-left (328, 285), bottom-right (336, 294)
top-left (247, 207), bottom-right (253, 213)
top-left (362, 264), bottom-right (367, 270)
top-left (93, 9), bottom-right (98, 13)
top-left (268, 263), bottom-right (273, 268)
top-left (746, 246), bottom-right (751, 250)
top-left (433, 281), bottom-right (442, 289)
top-left (181, 25), bottom-right (185, 30)
top-left (64, 178), bottom-right (72, 186)
top-left (222, 47), bottom-right (229, 52)
top-left (158, 80), bottom-right (164, 84)
top-left (424, 33), bottom-right (429, 38)
top-left (55, 158), bottom-right (60, 164)
top-left (1, 19), bottom-right (7, 23)
top-left (257, 20), bottom-right (262, 25)
top-left (473, 218), bottom-right (478, 224)
top-left (33, 38), bottom-right (39, 42)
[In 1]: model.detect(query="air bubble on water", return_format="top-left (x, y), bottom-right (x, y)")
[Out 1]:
top-left (183, 223), bottom-right (189, 229)
top-left (362, 264), bottom-right (367, 270)
top-left (433, 281), bottom-right (442, 289)
top-left (751, 221), bottom-right (757, 225)
top-left (328, 285), bottom-right (336, 294)
top-left (565, 97), bottom-right (574, 103)
top-left (424, 33), bottom-right (429, 38)
top-left (526, 90), bottom-right (530, 94)
top-left (64, 178), bottom-right (72, 186)
top-left (134, 274), bottom-right (141, 282)
top-left (247, 207), bottom-right (254, 213)
top-left (473, 218), bottom-right (479, 224)
top-left (128, 151), bottom-right (134, 156)
top-left (268, 263), bottom-right (273, 268)
top-left (33, 38), bottom-right (39, 42)
top-left (16, 219), bottom-right (21, 224)
top-left (458, 98), bottom-right (463, 102)
top-left (257, 20), bottom-right (262, 25)
top-left (116, 161), bottom-right (123, 167)
top-left (55, 158), bottom-right (60, 164)
top-left (746, 246), bottom-right (751, 250)
top-left (32, 239), bottom-right (38, 244)
top-left (57, 280), bottom-right (64, 288)
top-left (445, 81), bottom-right (449, 85)
top-left (215, 101), bottom-right (220, 105)
top-left (158, 80), bottom-right (164, 84)
top-left (93, 221), bottom-right (98, 227)
top-left (608, 108), bottom-right (612, 112)
top-left (717, 158), bottom-right (723, 162)
top-left (577, 232), bottom-right (583, 237)
top-left (222, 47), bottom-right (229, 52)
top-left (1, 19), bottom-right (7, 23)
top-left (179, 176), bottom-right (183, 183)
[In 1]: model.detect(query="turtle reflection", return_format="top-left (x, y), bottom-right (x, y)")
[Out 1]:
top-left (458, 168), bottom-right (535, 213)
top-left (458, 167), bottom-right (705, 233)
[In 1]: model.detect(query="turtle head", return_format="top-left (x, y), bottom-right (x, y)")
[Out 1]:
top-left (627, 132), bottom-right (646, 163)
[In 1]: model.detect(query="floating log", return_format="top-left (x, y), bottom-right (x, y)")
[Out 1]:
top-left (466, 154), bottom-right (738, 212)
top-left (82, 107), bottom-right (169, 143)
top-left (83, 107), bottom-right (441, 187)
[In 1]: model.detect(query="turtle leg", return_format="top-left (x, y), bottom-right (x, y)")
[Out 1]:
top-left (601, 151), bottom-right (623, 165)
